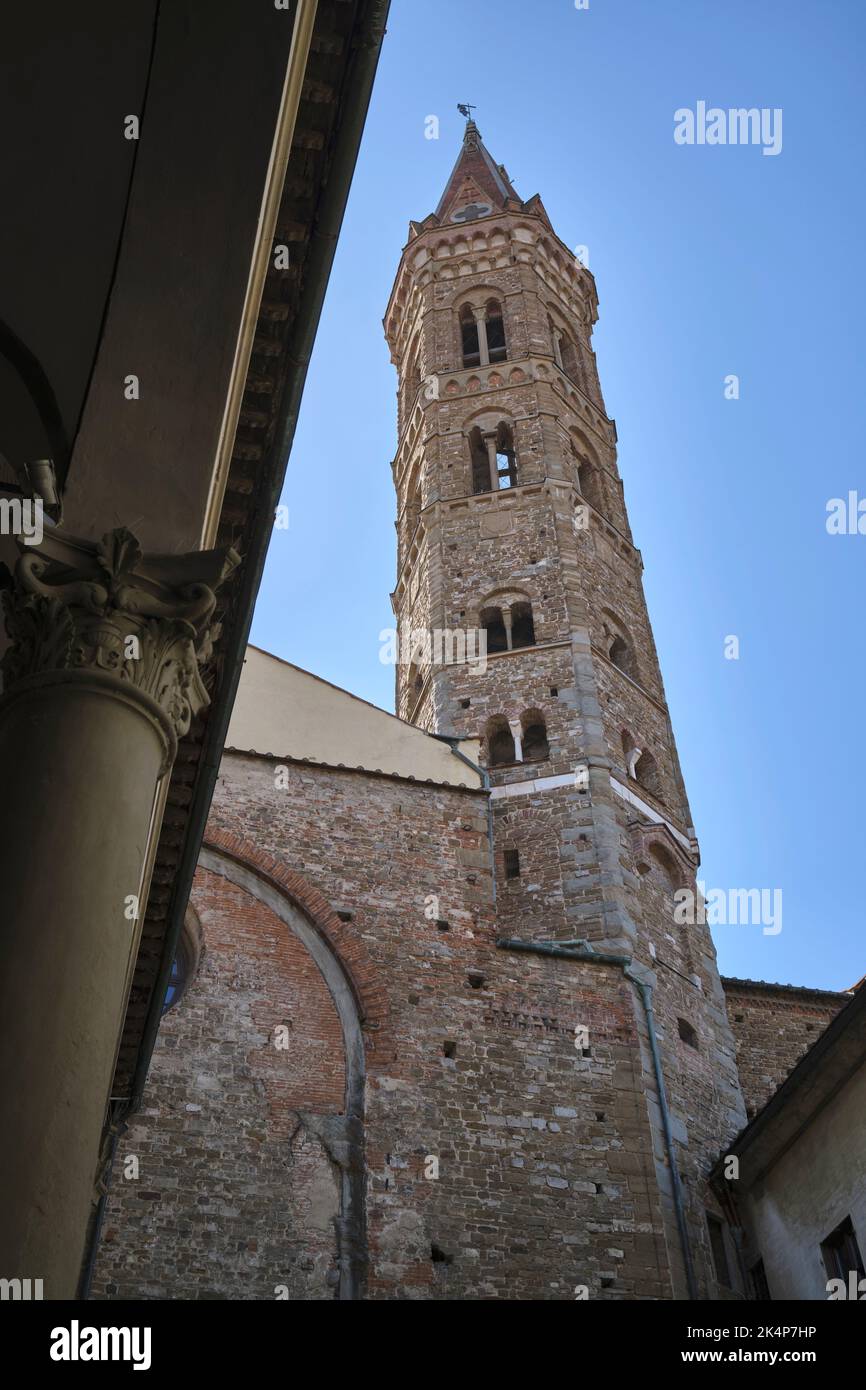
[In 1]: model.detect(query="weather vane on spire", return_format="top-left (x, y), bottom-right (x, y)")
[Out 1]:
top-left (457, 103), bottom-right (476, 121)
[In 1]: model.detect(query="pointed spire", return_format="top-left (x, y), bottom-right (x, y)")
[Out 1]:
top-left (435, 112), bottom-right (520, 224)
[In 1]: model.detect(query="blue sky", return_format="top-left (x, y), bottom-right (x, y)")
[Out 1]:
top-left (251, 0), bottom-right (865, 990)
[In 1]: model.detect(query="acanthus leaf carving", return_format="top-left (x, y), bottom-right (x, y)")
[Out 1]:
top-left (1, 526), bottom-right (238, 743)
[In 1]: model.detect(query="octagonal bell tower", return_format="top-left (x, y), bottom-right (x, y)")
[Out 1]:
top-left (383, 117), bottom-right (747, 1299)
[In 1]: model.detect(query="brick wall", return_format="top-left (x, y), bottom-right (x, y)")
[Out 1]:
top-left (722, 979), bottom-right (850, 1118)
top-left (92, 866), bottom-right (346, 1300)
top-left (94, 750), bottom-right (694, 1300)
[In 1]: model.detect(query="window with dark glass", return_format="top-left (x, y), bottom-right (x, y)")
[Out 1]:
top-left (707, 1214), bottom-right (731, 1288)
top-left (163, 951), bottom-right (187, 1014)
top-left (749, 1259), bottom-right (771, 1301)
top-left (821, 1216), bottom-right (865, 1283)
top-left (504, 849), bottom-right (521, 879)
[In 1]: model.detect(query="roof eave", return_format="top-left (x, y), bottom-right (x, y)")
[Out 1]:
top-left (122, 0), bottom-right (391, 1114)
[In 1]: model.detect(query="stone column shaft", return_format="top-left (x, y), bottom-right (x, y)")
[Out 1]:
top-left (485, 434), bottom-right (499, 491)
top-left (509, 718), bottom-right (523, 763)
top-left (0, 526), bottom-right (236, 1296)
top-left (473, 306), bottom-right (490, 367)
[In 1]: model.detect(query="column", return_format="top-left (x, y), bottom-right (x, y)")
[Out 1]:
top-left (0, 524), bottom-right (236, 1297)
top-left (485, 434), bottom-right (499, 492)
top-left (552, 327), bottom-right (564, 370)
top-left (509, 718), bottom-right (524, 763)
top-left (473, 306), bottom-right (490, 367)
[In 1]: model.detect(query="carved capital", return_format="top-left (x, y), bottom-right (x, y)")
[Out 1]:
top-left (1, 526), bottom-right (239, 743)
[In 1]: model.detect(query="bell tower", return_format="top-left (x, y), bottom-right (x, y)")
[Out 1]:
top-left (384, 118), bottom-right (747, 1298)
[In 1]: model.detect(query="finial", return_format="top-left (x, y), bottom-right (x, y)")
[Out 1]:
top-left (457, 104), bottom-right (480, 145)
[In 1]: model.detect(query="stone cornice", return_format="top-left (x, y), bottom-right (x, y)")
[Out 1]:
top-left (392, 352), bottom-right (614, 478)
top-left (385, 205), bottom-right (597, 351)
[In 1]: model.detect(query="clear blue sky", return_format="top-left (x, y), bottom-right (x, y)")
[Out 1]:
top-left (251, 0), bottom-right (865, 991)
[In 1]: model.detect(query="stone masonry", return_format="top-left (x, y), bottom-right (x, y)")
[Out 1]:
top-left (90, 122), bottom-right (838, 1302)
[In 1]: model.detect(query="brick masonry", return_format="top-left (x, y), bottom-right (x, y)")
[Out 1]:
top-left (95, 754), bottom-right (679, 1299)
top-left (92, 124), bottom-right (835, 1302)
top-left (92, 865), bottom-right (347, 1301)
top-left (721, 979), bottom-right (851, 1118)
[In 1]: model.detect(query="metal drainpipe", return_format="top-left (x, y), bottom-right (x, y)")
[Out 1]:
top-left (496, 936), bottom-right (699, 1300)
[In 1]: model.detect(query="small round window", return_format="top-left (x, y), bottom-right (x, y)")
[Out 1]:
top-left (160, 907), bottom-right (201, 1014)
top-left (162, 955), bottom-right (185, 1013)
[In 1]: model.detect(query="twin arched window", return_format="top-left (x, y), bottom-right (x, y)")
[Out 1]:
top-left (460, 299), bottom-right (507, 369)
top-left (549, 316), bottom-right (580, 385)
top-left (479, 598), bottom-right (536, 653)
top-left (485, 709), bottom-right (549, 768)
top-left (469, 421), bottom-right (518, 494)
